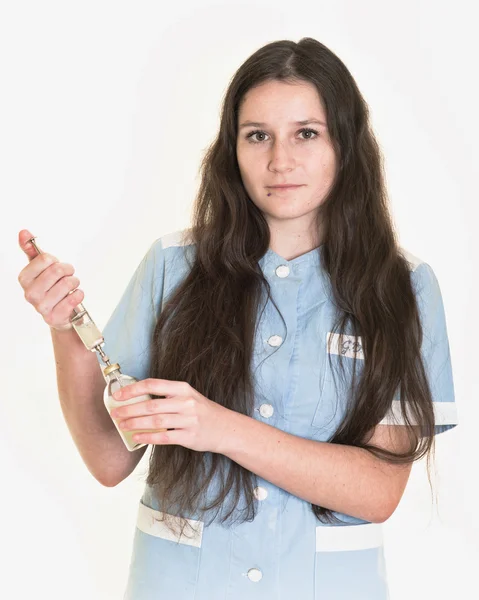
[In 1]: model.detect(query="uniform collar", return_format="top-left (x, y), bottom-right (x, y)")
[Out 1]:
top-left (260, 244), bottom-right (324, 272)
top-left (259, 244), bottom-right (332, 302)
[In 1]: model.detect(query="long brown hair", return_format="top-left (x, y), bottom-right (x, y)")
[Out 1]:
top-left (145, 37), bottom-right (436, 535)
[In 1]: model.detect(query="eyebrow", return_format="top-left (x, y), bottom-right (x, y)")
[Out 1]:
top-left (239, 118), bottom-right (326, 129)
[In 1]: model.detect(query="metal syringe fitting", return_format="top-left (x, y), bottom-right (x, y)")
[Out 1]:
top-left (95, 343), bottom-right (111, 367)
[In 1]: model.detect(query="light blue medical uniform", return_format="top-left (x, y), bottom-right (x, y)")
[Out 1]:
top-left (97, 229), bottom-right (458, 599)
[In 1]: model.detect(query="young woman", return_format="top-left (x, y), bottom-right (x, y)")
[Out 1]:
top-left (19, 37), bottom-right (458, 599)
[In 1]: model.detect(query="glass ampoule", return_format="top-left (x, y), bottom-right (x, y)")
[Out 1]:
top-left (102, 363), bottom-right (167, 452)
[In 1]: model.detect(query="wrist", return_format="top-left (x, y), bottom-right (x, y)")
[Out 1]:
top-left (217, 408), bottom-right (246, 457)
top-left (50, 323), bottom-right (74, 332)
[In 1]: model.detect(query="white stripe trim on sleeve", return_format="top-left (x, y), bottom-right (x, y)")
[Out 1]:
top-left (379, 400), bottom-right (458, 426)
top-left (399, 247), bottom-right (424, 272)
top-left (316, 522), bottom-right (383, 552)
top-left (136, 501), bottom-right (204, 548)
top-left (161, 228), bottom-right (193, 249)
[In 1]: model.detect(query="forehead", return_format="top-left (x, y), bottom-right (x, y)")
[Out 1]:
top-left (238, 80), bottom-right (325, 122)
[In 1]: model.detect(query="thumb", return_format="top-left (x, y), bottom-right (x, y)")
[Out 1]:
top-left (18, 229), bottom-right (41, 262)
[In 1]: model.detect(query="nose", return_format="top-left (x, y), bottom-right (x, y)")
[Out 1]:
top-left (268, 140), bottom-right (296, 172)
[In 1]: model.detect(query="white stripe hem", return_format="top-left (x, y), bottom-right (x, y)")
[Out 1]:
top-left (316, 522), bottom-right (383, 552)
top-left (379, 401), bottom-right (458, 426)
top-left (136, 501), bottom-right (204, 548)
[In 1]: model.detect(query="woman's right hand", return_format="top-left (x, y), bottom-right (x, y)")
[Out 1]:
top-left (18, 229), bottom-right (85, 331)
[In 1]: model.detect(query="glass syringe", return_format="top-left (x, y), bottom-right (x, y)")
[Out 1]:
top-left (28, 236), bottom-right (111, 368)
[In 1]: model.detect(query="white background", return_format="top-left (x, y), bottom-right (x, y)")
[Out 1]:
top-left (1, 1), bottom-right (477, 598)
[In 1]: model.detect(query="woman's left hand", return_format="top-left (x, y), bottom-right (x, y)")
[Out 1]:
top-left (109, 378), bottom-right (236, 454)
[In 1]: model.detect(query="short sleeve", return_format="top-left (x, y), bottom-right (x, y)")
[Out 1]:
top-left (380, 262), bottom-right (458, 436)
top-left (95, 238), bottom-right (165, 382)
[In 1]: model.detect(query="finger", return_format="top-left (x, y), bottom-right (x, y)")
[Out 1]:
top-left (132, 429), bottom-right (175, 445)
top-left (34, 261), bottom-right (76, 294)
top-left (110, 397), bottom-right (180, 419)
top-left (35, 277), bottom-right (82, 318)
top-left (117, 414), bottom-right (192, 433)
top-left (18, 250), bottom-right (60, 290)
top-left (18, 229), bottom-right (41, 262)
top-left (29, 268), bottom-right (78, 316)
top-left (43, 288), bottom-right (85, 326)
top-left (112, 378), bottom-right (181, 402)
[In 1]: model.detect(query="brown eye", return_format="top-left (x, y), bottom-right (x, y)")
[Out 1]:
top-left (245, 127), bottom-right (319, 144)
top-left (246, 130), bottom-right (267, 143)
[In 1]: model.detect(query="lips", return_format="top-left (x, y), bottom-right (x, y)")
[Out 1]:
top-left (268, 184), bottom-right (303, 189)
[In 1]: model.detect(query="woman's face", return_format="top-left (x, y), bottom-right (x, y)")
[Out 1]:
top-left (236, 79), bottom-right (336, 233)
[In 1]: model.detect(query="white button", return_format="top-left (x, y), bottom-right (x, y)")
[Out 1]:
top-left (267, 335), bottom-right (283, 347)
top-left (254, 486), bottom-right (268, 501)
top-left (275, 265), bottom-right (290, 278)
top-left (247, 567), bottom-right (263, 582)
top-left (259, 403), bottom-right (274, 418)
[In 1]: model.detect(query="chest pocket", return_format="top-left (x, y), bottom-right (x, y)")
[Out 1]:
top-left (311, 330), bottom-right (365, 439)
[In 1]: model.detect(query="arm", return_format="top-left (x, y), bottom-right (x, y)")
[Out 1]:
top-left (221, 413), bottom-right (414, 523)
top-left (51, 326), bottom-right (147, 487)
